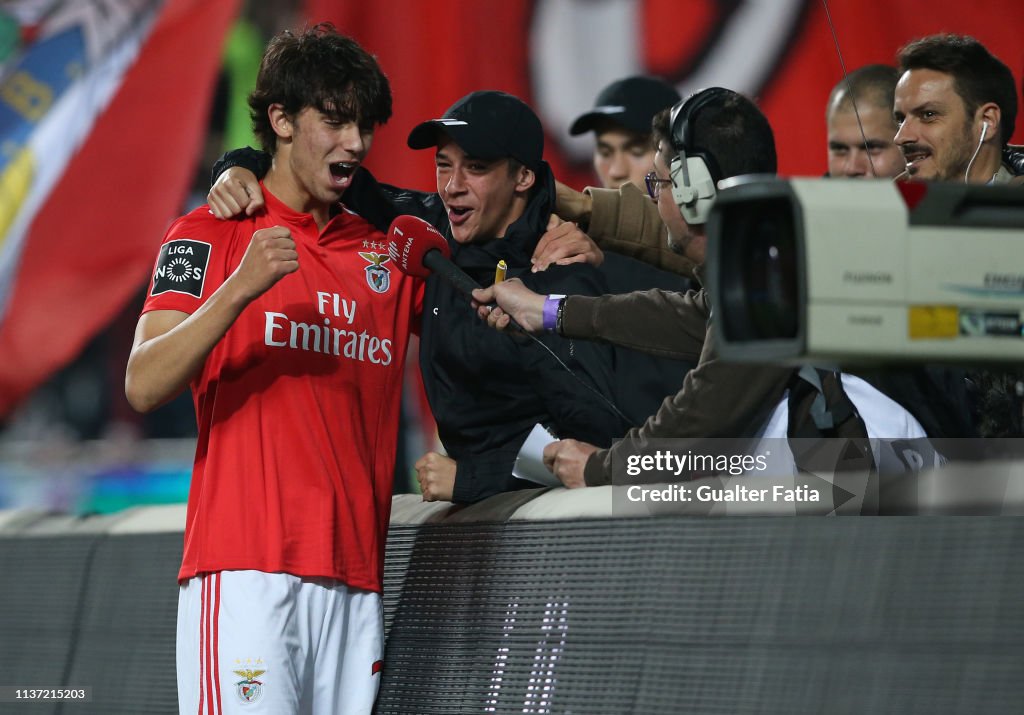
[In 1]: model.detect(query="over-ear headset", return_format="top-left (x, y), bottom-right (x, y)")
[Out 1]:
top-left (668, 87), bottom-right (730, 224)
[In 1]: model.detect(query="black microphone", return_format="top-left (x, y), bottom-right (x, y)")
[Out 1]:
top-left (387, 215), bottom-right (482, 297)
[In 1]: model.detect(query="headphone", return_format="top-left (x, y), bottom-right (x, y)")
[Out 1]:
top-left (668, 87), bottom-right (729, 224)
top-left (963, 120), bottom-right (991, 183)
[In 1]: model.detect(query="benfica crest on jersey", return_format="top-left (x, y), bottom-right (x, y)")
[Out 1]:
top-left (359, 252), bottom-right (392, 293)
top-left (233, 667), bottom-right (265, 704)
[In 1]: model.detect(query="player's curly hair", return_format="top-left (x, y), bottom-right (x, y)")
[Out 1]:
top-left (248, 23), bottom-right (392, 153)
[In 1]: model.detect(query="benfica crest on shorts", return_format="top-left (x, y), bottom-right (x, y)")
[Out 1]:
top-left (359, 252), bottom-right (392, 293)
top-left (233, 668), bottom-right (265, 704)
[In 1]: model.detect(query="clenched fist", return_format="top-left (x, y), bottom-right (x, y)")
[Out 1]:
top-left (415, 451), bottom-right (457, 502)
top-left (231, 226), bottom-right (299, 301)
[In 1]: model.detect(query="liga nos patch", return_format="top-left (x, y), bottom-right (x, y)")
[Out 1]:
top-left (151, 239), bottom-right (211, 298)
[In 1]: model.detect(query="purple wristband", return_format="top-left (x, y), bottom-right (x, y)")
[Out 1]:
top-left (542, 296), bottom-right (563, 332)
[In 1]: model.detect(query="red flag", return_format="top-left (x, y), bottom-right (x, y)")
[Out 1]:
top-left (0, 0), bottom-right (242, 417)
top-left (303, 0), bottom-right (1024, 190)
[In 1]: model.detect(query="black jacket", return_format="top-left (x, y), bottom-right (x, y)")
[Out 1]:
top-left (419, 163), bottom-right (686, 502)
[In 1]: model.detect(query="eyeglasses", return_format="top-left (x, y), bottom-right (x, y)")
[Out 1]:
top-left (644, 171), bottom-right (674, 200)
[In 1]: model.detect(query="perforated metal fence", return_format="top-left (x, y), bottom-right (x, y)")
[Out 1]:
top-left (376, 518), bottom-right (1024, 715)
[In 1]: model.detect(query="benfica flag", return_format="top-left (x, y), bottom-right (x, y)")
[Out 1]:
top-left (0, 0), bottom-right (240, 417)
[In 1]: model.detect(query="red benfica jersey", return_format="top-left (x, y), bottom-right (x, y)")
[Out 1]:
top-left (142, 187), bottom-right (422, 592)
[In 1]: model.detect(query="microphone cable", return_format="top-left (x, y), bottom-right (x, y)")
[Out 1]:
top-left (390, 216), bottom-right (637, 427)
top-left (822, 0), bottom-right (878, 178)
top-left (517, 327), bottom-right (634, 426)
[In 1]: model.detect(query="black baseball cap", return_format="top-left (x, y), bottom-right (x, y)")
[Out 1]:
top-left (569, 76), bottom-right (681, 136)
top-left (407, 90), bottom-right (544, 169)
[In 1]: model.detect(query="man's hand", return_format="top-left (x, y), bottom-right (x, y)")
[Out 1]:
top-left (231, 226), bottom-right (299, 301)
top-left (414, 452), bottom-right (457, 502)
top-left (554, 180), bottom-right (593, 224)
top-left (471, 278), bottom-right (546, 333)
top-left (542, 439), bottom-right (597, 489)
top-left (208, 167), bottom-right (265, 219)
top-left (531, 219), bottom-right (604, 273)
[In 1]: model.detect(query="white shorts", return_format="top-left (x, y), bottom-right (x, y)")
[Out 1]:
top-left (176, 571), bottom-right (383, 715)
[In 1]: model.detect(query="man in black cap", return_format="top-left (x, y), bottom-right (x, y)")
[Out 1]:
top-left (532, 76), bottom-right (691, 276)
top-left (406, 90), bottom-right (686, 503)
top-left (570, 75), bottom-right (681, 190)
top-left (406, 90), bottom-right (544, 246)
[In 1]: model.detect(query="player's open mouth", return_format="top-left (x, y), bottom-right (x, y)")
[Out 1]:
top-left (330, 162), bottom-right (357, 182)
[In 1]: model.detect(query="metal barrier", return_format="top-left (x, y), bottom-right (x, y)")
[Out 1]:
top-left (1, 470), bottom-right (1023, 713)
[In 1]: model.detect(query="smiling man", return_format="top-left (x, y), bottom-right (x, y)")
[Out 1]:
top-left (893, 33), bottom-right (1023, 438)
top-left (404, 91), bottom-right (696, 504)
top-left (893, 34), bottom-right (1018, 183)
top-left (126, 25), bottom-right (421, 715)
top-left (404, 90), bottom-right (673, 504)
top-left (422, 120), bottom-right (538, 245)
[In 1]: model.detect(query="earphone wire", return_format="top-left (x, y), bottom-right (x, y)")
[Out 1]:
top-left (822, 0), bottom-right (879, 178)
top-left (964, 123), bottom-right (986, 183)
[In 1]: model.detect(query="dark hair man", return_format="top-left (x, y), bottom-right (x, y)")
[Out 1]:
top-left (894, 33), bottom-right (1019, 183)
top-left (569, 75), bottom-right (681, 190)
top-left (126, 26), bottom-right (414, 714)
top-left (405, 90), bottom-right (685, 503)
top-left (894, 33), bottom-right (1023, 436)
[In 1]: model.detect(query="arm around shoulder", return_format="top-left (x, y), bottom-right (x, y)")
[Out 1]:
top-left (585, 183), bottom-right (694, 276)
